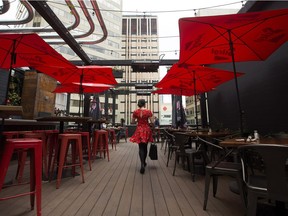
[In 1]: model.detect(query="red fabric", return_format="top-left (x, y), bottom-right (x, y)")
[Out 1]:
top-left (53, 83), bottom-right (112, 93)
top-left (130, 109), bottom-right (154, 144)
top-left (36, 65), bottom-right (117, 85)
top-left (0, 33), bottom-right (74, 69)
top-left (156, 64), bottom-right (244, 93)
top-left (179, 8), bottom-right (288, 65)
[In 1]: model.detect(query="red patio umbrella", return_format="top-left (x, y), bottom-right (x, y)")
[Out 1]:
top-left (179, 8), bottom-right (288, 65)
top-left (178, 8), bottom-right (288, 133)
top-left (36, 65), bottom-right (117, 85)
top-left (156, 63), bottom-right (244, 130)
top-left (0, 33), bottom-right (75, 104)
top-left (156, 64), bottom-right (244, 92)
top-left (0, 33), bottom-right (74, 69)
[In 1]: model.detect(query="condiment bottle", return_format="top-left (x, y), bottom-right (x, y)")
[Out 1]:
top-left (254, 130), bottom-right (259, 140)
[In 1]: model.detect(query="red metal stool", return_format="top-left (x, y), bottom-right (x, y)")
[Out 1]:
top-left (50, 133), bottom-right (85, 189)
top-left (92, 130), bottom-right (110, 161)
top-left (107, 129), bottom-right (117, 150)
top-left (2, 131), bottom-right (19, 139)
top-left (71, 131), bottom-right (92, 171)
top-left (0, 138), bottom-right (42, 216)
top-left (44, 130), bottom-right (59, 177)
top-left (21, 131), bottom-right (49, 181)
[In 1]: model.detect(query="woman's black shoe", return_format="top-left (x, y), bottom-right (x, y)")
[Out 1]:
top-left (140, 167), bottom-right (145, 174)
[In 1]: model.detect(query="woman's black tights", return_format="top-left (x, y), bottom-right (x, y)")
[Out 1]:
top-left (139, 143), bottom-right (148, 173)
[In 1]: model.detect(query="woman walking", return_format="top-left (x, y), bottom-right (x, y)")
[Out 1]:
top-left (130, 99), bottom-right (154, 174)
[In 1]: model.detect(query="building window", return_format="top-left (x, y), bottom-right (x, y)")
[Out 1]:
top-left (141, 18), bottom-right (147, 35)
top-left (131, 19), bottom-right (137, 35)
top-left (122, 19), bottom-right (127, 35)
top-left (151, 18), bottom-right (157, 35)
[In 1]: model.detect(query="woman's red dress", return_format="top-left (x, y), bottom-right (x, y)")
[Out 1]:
top-left (130, 108), bottom-right (154, 144)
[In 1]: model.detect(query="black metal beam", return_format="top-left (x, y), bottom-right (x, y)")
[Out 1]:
top-left (28, 1), bottom-right (92, 65)
top-left (70, 59), bottom-right (178, 66)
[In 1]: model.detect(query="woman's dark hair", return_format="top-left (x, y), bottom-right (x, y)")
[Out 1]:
top-left (137, 99), bottom-right (146, 108)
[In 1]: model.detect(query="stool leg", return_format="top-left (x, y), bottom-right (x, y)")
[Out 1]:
top-left (30, 148), bottom-right (36, 210)
top-left (56, 140), bottom-right (68, 189)
top-left (85, 135), bottom-right (92, 171)
top-left (49, 139), bottom-right (60, 182)
top-left (77, 139), bottom-right (85, 183)
top-left (95, 134), bottom-right (102, 159)
top-left (0, 145), bottom-right (14, 190)
top-left (42, 139), bottom-right (48, 180)
top-left (105, 134), bottom-right (110, 161)
top-left (71, 141), bottom-right (76, 176)
top-left (35, 145), bottom-right (42, 216)
top-left (82, 135), bottom-right (91, 171)
top-left (16, 150), bottom-right (28, 183)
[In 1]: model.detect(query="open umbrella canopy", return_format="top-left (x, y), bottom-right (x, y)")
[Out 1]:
top-left (156, 64), bottom-right (244, 92)
top-left (36, 65), bottom-right (117, 85)
top-left (0, 33), bottom-right (74, 69)
top-left (53, 82), bottom-right (113, 94)
top-left (178, 8), bottom-right (288, 65)
top-left (178, 8), bottom-right (288, 134)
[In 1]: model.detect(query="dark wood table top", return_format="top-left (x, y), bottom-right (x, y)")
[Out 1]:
top-left (87, 119), bottom-right (109, 124)
top-left (0, 105), bottom-right (23, 118)
top-left (35, 116), bottom-right (92, 123)
top-left (220, 137), bottom-right (288, 148)
top-left (176, 131), bottom-right (231, 138)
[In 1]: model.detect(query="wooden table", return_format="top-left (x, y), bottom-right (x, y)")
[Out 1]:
top-left (0, 105), bottom-right (23, 118)
top-left (35, 116), bottom-right (92, 133)
top-left (176, 131), bottom-right (231, 139)
top-left (0, 105), bottom-right (23, 138)
top-left (220, 137), bottom-right (288, 148)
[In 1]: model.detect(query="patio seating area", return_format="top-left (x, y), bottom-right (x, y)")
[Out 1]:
top-left (0, 140), bottom-right (245, 216)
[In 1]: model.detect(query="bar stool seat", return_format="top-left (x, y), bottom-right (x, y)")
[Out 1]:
top-left (0, 138), bottom-right (42, 216)
top-left (92, 130), bottom-right (110, 161)
top-left (2, 131), bottom-right (19, 139)
top-left (50, 133), bottom-right (85, 189)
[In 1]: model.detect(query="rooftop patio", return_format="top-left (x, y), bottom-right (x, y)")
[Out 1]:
top-left (0, 140), bottom-right (244, 216)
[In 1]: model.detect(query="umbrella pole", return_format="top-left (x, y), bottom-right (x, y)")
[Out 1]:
top-left (193, 70), bottom-right (199, 131)
top-left (228, 30), bottom-right (244, 135)
top-left (78, 71), bottom-right (84, 116)
top-left (5, 40), bottom-right (17, 105)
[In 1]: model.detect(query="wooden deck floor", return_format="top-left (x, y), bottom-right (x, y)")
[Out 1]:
top-left (0, 140), bottom-right (245, 216)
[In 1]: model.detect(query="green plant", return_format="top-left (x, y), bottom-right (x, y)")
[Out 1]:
top-left (7, 91), bottom-right (21, 106)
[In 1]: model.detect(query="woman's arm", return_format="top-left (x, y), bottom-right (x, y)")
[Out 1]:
top-left (131, 117), bottom-right (136, 124)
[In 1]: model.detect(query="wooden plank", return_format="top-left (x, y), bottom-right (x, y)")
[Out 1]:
top-left (101, 143), bottom-right (135, 216)
top-left (0, 141), bottom-right (246, 216)
top-left (115, 143), bottom-right (138, 215)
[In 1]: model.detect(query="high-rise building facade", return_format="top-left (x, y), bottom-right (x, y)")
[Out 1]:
top-left (120, 15), bottom-right (160, 124)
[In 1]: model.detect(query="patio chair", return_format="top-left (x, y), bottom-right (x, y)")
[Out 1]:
top-left (238, 144), bottom-right (288, 216)
top-left (163, 129), bottom-right (177, 167)
top-left (199, 137), bottom-right (246, 211)
top-left (172, 133), bottom-right (206, 181)
top-left (116, 127), bottom-right (127, 143)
